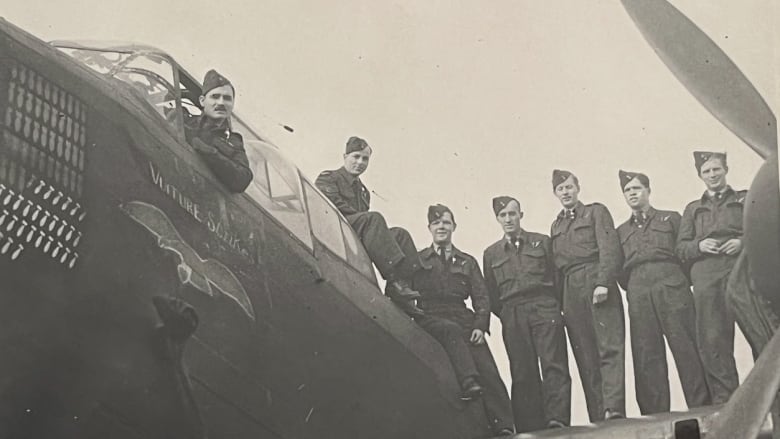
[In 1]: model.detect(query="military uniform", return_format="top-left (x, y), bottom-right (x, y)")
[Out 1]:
top-left (412, 243), bottom-right (514, 434)
top-left (184, 69), bottom-right (252, 193)
top-left (184, 116), bottom-right (252, 192)
top-left (314, 166), bottom-right (420, 282)
top-left (677, 185), bottom-right (747, 403)
top-left (551, 200), bottom-right (625, 421)
top-left (617, 207), bottom-right (710, 414)
top-left (483, 228), bottom-right (571, 432)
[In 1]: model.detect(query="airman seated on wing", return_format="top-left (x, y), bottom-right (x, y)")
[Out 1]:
top-left (315, 137), bottom-right (424, 317)
top-left (412, 204), bottom-right (514, 436)
top-left (184, 69), bottom-right (253, 193)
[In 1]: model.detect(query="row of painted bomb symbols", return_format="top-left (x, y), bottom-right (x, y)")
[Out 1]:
top-left (6, 110), bottom-right (86, 180)
top-left (0, 136), bottom-right (84, 197)
top-left (0, 226), bottom-right (79, 267)
top-left (9, 62), bottom-right (87, 124)
top-left (6, 82), bottom-right (88, 149)
top-left (0, 181), bottom-right (84, 267)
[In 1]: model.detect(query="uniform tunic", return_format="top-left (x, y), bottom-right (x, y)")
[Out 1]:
top-left (315, 167), bottom-right (420, 280)
top-left (483, 230), bottom-right (571, 432)
top-left (677, 187), bottom-right (746, 404)
top-left (412, 245), bottom-right (513, 433)
top-left (184, 115), bottom-right (252, 192)
top-left (550, 201), bottom-right (625, 421)
top-left (617, 208), bottom-right (710, 414)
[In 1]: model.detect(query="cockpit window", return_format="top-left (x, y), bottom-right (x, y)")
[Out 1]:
top-left (303, 180), bottom-right (347, 258)
top-left (56, 47), bottom-right (181, 131)
top-left (56, 47), bottom-right (132, 74)
top-left (302, 180), bottom-right (376, 281)
top-left (241, 138), bottom-right (312, 249)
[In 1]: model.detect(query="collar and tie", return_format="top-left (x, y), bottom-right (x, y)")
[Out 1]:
top-left (507, 235), bottom-right (522, 252)
top-left (565, 208), bottom-right (576, 220)
top-left (632, 211), bottom-right (648, 228)
top-left (437, 246), bottom-right (449, 265)
top-left (706, 186), bottom-right (731, 202)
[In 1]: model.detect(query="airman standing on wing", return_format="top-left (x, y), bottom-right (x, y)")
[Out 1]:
top-left (549, 169), bottom-right (625, 422)
top-left (483, 196), bottom-right (571, 432)
top-left (616, 170), bottom-right (710, 414)
top-left (676, 151), bottom-right (745, 404)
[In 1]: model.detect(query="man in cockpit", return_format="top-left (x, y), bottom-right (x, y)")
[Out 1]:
top-left (184, 69), bottom-right (253, 193)
top-left (316, 137), bottom-right (424, 317)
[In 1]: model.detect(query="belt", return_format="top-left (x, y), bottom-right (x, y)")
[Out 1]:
top-left (502, 288), bottom-right (553, 307)
top-left (562, 260), bottom-right (598, 276)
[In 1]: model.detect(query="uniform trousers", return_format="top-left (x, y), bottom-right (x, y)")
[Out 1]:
top-left (626, 263), bottom-right (710, 414)
top-left (690, 255), bottom-right (740, 404)
top-left (417, 313), bottom-right (513, 433)
top-left (346, 212), bottom-right (419, 281)
top-left (499, 294), bottom-right (570, 432)
top-left (562, 263), bottom-right (625, 422)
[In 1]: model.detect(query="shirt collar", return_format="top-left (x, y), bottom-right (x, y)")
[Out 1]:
top-left (503, 229), bottom-right (527, 250)
top-left (558, 201), bottom-right (584, 219)
top-left (703, 185), bottom-right (733, 201)
top-left (423, 243), bottom-right (461, 261)
top-left (631, 206), bottom-right (655, 223)
top-left (433, 242), bottom-right (453, 255)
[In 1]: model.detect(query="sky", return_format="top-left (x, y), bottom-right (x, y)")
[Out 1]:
top-left (5, 0), bottom-right (777, 425)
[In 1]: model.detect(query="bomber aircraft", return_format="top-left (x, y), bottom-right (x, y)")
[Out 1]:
top-left (0, 0), bottom-right (778, 438)
top-left (0, 14), bottom-right (499, 439)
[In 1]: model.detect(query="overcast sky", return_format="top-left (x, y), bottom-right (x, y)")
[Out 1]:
top-left (5, 0), bottom-right (777, 425)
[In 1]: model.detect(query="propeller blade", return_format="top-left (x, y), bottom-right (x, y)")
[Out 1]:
top-left (708, 321), bottom-right (780, 438)
top-left (621, 0), bottom-right (777, 158)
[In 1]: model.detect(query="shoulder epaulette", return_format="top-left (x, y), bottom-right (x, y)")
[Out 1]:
top-left (485, 239), bottom-right (505, 254)
top-left (684, 199), bottom-right (700, 209)
top-left (527, 230), bottom-right (550, 241)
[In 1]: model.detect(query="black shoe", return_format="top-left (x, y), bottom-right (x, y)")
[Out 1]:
top-left (459, 377), bottom-right (483, 401)
top-left (495, 428), bottom-right (514, 436)
top-left (547, 420), bottom-right (566, 429)
top-left (394, 299), bottom-right (425, 318)
top-left (604, 409), bottom-right (624, 420)
top-left (386, 280), bottom-right (421, 300)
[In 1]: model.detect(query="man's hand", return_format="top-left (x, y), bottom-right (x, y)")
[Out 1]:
top-left (192, 137), bottom-right (218, 155)
top-left (470, 329), bottom-right (486, 345)
top-left (718, 238), bottom-right (742, 256)
top-left (698, 238), bottom-right (722, 255)
top-left (593, 286), bottom-right (609, 305)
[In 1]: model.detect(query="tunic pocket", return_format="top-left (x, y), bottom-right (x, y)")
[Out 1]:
top-left (572, 222), bottom-right (596, 245)
top-left (490, 256), bottom-right (512, 286)
top-left (693, 205), bottom-right (712, 236)
top-left (725, 200), bottom-right (744, 231)
top-left (521, 246), bottom-right (547, 274)
top-left (648, 219), bottom-right (675, 249)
